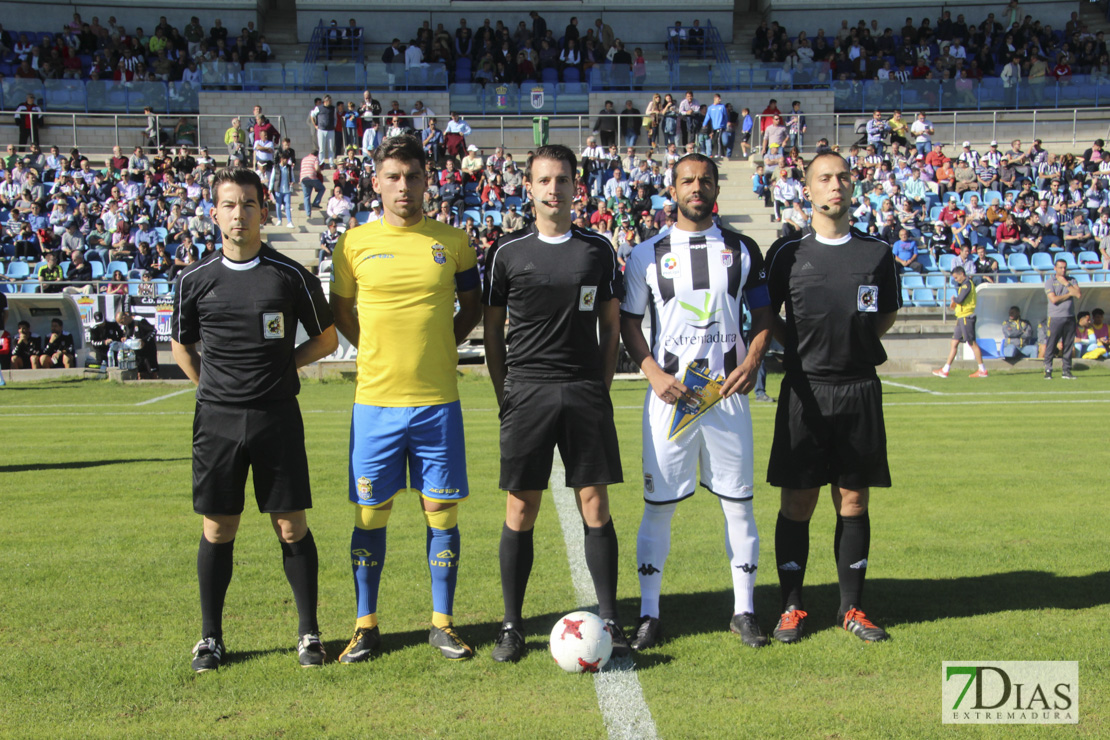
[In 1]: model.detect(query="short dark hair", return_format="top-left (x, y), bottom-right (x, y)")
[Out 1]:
top-left (373, 134), bottom-right (425, 172)
top-left (1078, 310), bottom-right (1091, 321)
top-left (952, 266), bottom-right (966, 277)
top-left (673, 152), bottom-right (719, 187)
top-left (525, 144), bottom-right (577, 182)
top-left (1055, 258), bottom-right (1068, 266)
top-left (804, 151), bottom-right (851, 185)
top-left (212, 167), bottom-right (265, 202)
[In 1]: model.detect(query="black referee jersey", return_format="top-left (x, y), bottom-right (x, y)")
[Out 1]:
top-left (483, 224), bottom-right (623, 382)
top-left (764, 228), bottom-right (901, 382)
top-left (172, 244), bottom-right (334, 404)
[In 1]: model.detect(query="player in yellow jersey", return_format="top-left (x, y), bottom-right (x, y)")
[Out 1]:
top-left (329, 135), bottom-right (482, 662)
top-left (932, 265), bottom-right (988, 378)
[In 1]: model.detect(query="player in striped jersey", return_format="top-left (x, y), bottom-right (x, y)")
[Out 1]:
top-left (620, 153), bottom-right (775, 650)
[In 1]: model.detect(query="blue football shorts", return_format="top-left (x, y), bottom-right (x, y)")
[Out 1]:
top-left (348, 401), bottom-right (469, 507)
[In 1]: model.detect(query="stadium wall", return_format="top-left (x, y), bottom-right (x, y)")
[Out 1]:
top-left (759, 0), bottom-right (1079, 32)
top-left (294, 1), bottom-right (734, 44)
top-left (0, 1), bottom-right (258, 33)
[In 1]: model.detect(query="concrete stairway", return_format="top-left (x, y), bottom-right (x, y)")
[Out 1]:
top-left (262, 197), bottom-right (327, 271)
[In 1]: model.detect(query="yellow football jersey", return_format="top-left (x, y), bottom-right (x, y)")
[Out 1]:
top-left (331, 217), bottom-right (477, 407)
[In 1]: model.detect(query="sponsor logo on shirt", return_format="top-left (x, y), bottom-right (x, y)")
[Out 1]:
top-left (660, 253), bottom-right (680, 279)
top-left (579, 285), bottom-right (597, 311)
top-left (262, 312), bottom-right (285, 339)
top-left (857, 285), bottom-right (879, 312)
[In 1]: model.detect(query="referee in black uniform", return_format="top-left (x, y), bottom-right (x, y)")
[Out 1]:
top-left (483, 144), bottom-right (628, 662)
top-left (171, 168), bottom-right (338, 672)
top-left (763, 152), bottom-right (900, 644)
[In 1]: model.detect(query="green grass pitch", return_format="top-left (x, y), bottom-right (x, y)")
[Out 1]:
top-left (1, 367), bottom-right (1107, 738)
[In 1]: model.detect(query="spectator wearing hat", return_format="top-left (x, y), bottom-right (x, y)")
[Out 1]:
top-left (366, 199), bottom-right (384, 222)
top-left (461, 145), bottom-right (484, 183)
top-left (87, 311), bottom-right (123, 367)
top-left (502, 203), bottom-right (525, 232)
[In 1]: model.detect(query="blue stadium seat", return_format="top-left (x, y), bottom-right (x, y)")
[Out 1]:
top-left (1021, 273), bottom-right (1044, 284)
top-left (912, 287), bottom-right (938, 306)
top-left (485, 211), bottom-right (502, 226)
top-left (355, 211), bottom-right (371, 224)
top-left (6, 261), bottom-right (30, 279)
top-left (916, 252), bottom-right (936, 271)
top-left (1007, 253), bottom-right (1032, 271)
top-left (20, 280), bottom-right (38, 293)
top-left (107, 260), bottom-right (129, 276)
top-left (650, 194), bottom-right (668, 210)
top-left (1030, 252), bottom-right (1054, 272)
top-left (154, 279), bottom-right (171, 295)
top-left (90, 261), bottom-right (104, 279)
top-left (928, 205), bottom-right (943, 221)
top-left (1057, 252), bottom-right (1077, 268)
top-left (1074, 272), bottom-right (1091, 283)
top-left (564, 67), bottom-right (580, 84)
top-left (901, 287), bottom-right (913, 304)
top-left (902, 274), bottom-right (925, 288)
top-left (926, 274), bottom-right (948, 288)
top-left (462, 208), bottom-right (481, 225)
top-left (542, 68), bottom-right (559, 84)
top-left (937, 254), bottom-right (958, 272)
top-left (504, 195), bottom-right (523, 209)
top-left (1077, 250), bottom-right (1100, 266)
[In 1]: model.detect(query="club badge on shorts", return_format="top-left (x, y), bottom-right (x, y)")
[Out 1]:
top-left (431, 243), bottom-right (446, 265)
top-left (356, 476), bottom-right (373, 501)
top-left (579, 285), bottom-right (597, 311)
top-left (857, 285), bottom-right (879, 312)
top-left (262, 312), bottom-right (285, 339)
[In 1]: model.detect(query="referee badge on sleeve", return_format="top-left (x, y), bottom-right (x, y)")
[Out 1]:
top-left (579, 286), bottom-right (598, 311)
top-left (857, 285), bottom-right (879, 313)
top-left (262, 312), bottom-right (286, 339)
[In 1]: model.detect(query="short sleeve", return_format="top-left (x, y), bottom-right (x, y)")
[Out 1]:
top-left (330, 231), bottom-right (357, 298)
top-left (172, 269), bottom-right (200, 344)
top-left (452, 231), bottom-right (478, 274)
top-left (482, 239), bottom-right (509, 307)
top-left (876, 249), bottom-right (902, 312)
top-left (293, 267), bottom-right (334, 336)
top-left (742, 240), bottom-right (770, 310)
top-left (619, 244), bottom-right (650, 317)
top-left (597, 243), bottom-right (623, 303)
top-left (1043, 277), bottom-right (1054, 295)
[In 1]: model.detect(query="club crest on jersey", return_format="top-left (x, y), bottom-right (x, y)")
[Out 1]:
top-left (660, 253), bottom-right (680, 279)
top-left (262, 312), bottom-right (285, 339)
top-left (431, 243), bottom-right (447, 265)
top-left (356, 476), bottom-right (373, 501)
top-left (857, 285), bottom-right (879, 312)
top-left (721, 250), bottom-right (734, 267)
top-left (579, 285), bottom-right (597, 311)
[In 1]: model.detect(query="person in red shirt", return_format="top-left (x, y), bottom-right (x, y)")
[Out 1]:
top-left (1052, 55), bottom-right (1072, 82)
top-left (924, 143), bottom-right (949, 169)
top-left (13, 94), bottom-right (41, 149)
top-left (994, 212), bottom-right (1022, 254)
top-left (589, 201), bottom-right (614, 231)
top-left (760, 98), bottom-right (781, 132)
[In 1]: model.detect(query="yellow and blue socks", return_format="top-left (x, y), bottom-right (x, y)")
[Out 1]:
top-left (425, 506), bottom-right (460, 626)
top-left (351, 505), bottom-right (391, 627)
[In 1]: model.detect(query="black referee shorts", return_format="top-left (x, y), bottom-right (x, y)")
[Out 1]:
top-left (192, 399), bottom-right (313, 516)
top-left (498, 377), bottom-right (623, 492)
top-left (767, 374), bottom-right (891, 491)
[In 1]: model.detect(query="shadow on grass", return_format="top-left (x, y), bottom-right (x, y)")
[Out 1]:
top-left (640, 570), bottom-right (1110, 639)
top-left (0, 457), bottom-right (191, 473)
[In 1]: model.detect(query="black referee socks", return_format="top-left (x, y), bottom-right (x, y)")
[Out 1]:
top-left (280, 529), bottom-right (319, 636)
top-left (584, 518), bottom-right (619, 622)
top-left (499, 524), bottom-right (534, 625)
top-left (775, 512), bottom-right (810, 611)
top-left (835, 514), bottom-right (870, 613)
top-left (197, 536), bottom-right (234, 640)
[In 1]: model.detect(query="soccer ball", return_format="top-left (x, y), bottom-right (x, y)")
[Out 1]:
top-left (549, 611), bottom-right (613, 673)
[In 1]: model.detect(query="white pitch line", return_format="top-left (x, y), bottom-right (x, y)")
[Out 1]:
top-left (880, 379), bottom-right (944, 395)
top-left (551, 461), bottom-right (659, 740)
top-left (134, 388), bottom-right (194, 406)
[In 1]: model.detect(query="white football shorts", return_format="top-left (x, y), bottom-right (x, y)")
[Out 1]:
top-left (640, 388), bottom-right (754, 504)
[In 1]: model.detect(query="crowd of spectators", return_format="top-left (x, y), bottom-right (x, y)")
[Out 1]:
top-left (751, 7), bottom-right (1110, 89)
top-left (753, 105), bottom-right (1110, 277)
top-left (0, 13), bottom-right (272, 91)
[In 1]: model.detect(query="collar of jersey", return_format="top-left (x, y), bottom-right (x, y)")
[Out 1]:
top-left (814, 232), bottom-right (852, 246)
top-left (376, 215), bottom-right (427, 232)
top-left (668, 224), bottom-right (718, 241)
top-left (535, 227), bottom-right (572, 244)
top-left (222, 255), bottom-right (260, 271)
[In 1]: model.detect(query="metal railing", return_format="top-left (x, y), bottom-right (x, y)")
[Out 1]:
top-left (0, 109), bottom-right (287, 154)
top-left (754, 108), bottom-right (1110, 153)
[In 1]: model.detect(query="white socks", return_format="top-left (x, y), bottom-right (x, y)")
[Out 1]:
top-left (720, 497), bottom-right (759, 615)
top-left (636, 502), bottom-right (676, 618)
